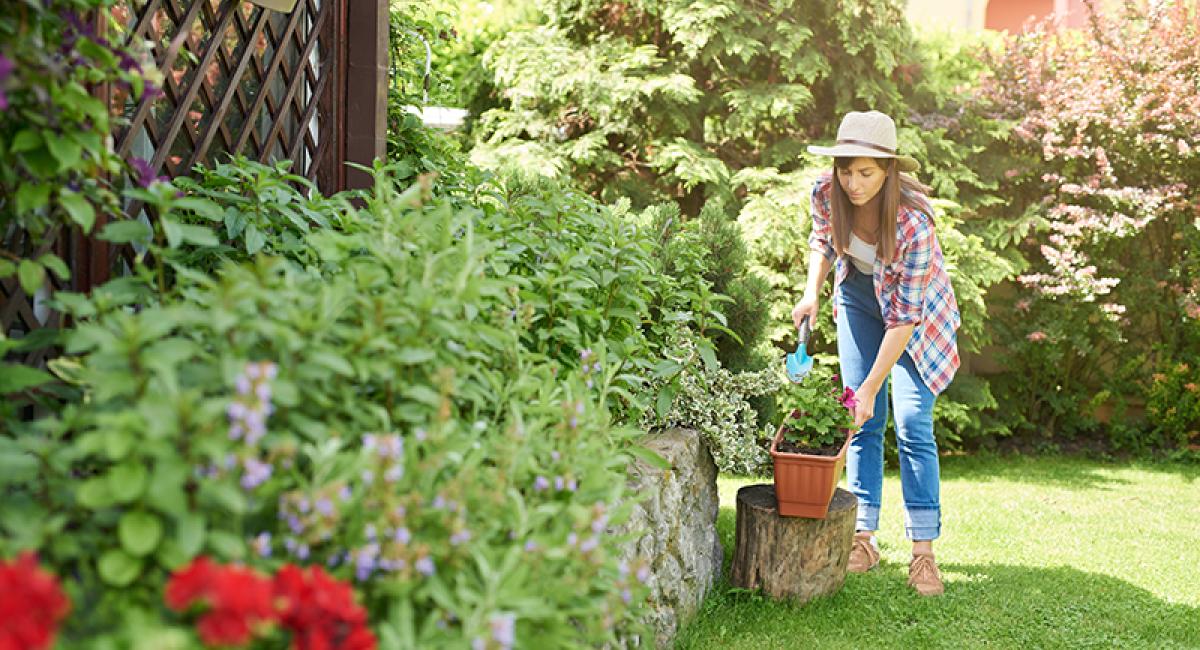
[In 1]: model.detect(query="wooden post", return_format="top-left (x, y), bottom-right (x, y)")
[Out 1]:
top-left (730, 484), bottom-right (856, 603)
top-left (342, 0), bottom-right (388, 191)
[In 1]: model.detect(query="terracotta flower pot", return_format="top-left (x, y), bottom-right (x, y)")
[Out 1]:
top-left (769, 413), bottom-right (853, 519)
top-left (247, 0), bottom-right (299, 13)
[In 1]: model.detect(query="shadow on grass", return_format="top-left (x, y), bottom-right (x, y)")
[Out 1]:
top-left (938, 453), bottom-right (1199, 490)
top-left (675, 559), bottom-right (1200, 649)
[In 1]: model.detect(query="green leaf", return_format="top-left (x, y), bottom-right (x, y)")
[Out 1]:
top-left (17, 259), bottom-right (46, 295)
top-left (0, 363), bottom-right (54, 393)
top-left (98, 549), bottom-right (142, 586)
top-left (176, 224), bottom-right (219, 247)
top-left (395, 348), bottom-right (436, 364)
top-left (77, 477), bottom-right (115, 509)
top-left (244, 223), bottom-right (266, 254)
top-left (176, 513), bottom-right (206, 557)
top-left (200, 481), bottom-right (247, 515)
top-left (104, 428), bottom-right (135, 460)
top-left (118, 511), bottom-right (163, 556)
top-left (15, 184), bottom-right (51, 215)
top-left (0, 260), bottom-right (14, 278)
top-left (207, 529), bottom-right (246, 560)
top-left (174, 197), bottom-right (224, 220)
top-left (655, 383), bottom-right (677, 419)
top-left (37, 253), bottom-right (71, 282)
top-left (109, 461), bottom-right (148, 503)
top-left (11, 129), bottom-right (42, 153)
top-left (46, 133), bottom-right (83, 171)
top-left (697, 342), bottom-right (718, 371)
top-left (60, 191), bottom-right (96, 231)
top-left (162, 217), bottom-right (182, 248)
top-left (99, 219), bottom-right (153, 245)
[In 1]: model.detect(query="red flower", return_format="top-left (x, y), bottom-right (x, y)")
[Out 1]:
top-left (0, 553), bottom-right (70, 650)
top-left (165, 557), bottom-right (278, 647)
top-left (274, 564), bottom-right (376, 650)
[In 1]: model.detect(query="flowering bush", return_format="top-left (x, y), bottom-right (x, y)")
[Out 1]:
top-left (0, 163), bottom-right (697, 646)
top-left (975, 0), bottom-right (1200, 443)
top-left (166, 557), bottom-right (375, 649)
top-left (1145, 359), bottom-right (1200, 457)
top-left (776, 362), bottom-right (857, 451)
top-left (0, 553), bottom-right (70, 650)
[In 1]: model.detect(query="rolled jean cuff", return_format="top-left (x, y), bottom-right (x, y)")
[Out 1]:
top-left (904, 507), bottom-right (940, 541)
top-left (855, 503), bottom-right (881, 532)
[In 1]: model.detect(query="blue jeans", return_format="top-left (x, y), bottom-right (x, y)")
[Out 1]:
top-left (836, 265), bottom-right (941, 541)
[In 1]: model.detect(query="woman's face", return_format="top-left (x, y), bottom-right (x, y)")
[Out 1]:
top-left (836, 157), bottom-right (887, 206)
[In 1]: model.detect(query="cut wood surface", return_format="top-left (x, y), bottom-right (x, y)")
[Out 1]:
top-left (730, 484), bottom-right (856, 603)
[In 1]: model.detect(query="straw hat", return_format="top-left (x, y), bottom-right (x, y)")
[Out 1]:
top-left (807, 110), bottom-right (919, 172)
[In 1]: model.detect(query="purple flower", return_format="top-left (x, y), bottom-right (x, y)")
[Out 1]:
top-left (416, 555), bottom-right (435, 577)
top-left (385, 464), bottom-right (403, 483)
top-left (566, 478), bottom-right (577, 492)
top-left (621, 588), bottom-right (632, 604)
top-left (554, 476), bottom-right (565, 491)
top-left (567, 533), bottom-right (578, 547)
top-left (636, 565), bottom-right (651, 583)
top-left (228, 423), bottom-right (244, 441)
top-left (394, 527), bottom-right (411, 545)
top-left (550, 451), bottom-right (560, 462)
top-left (432, 495), bottom-right (446, 509)
top-left (241, 457), bottom-right (272, 490)
top-left (316, 498), bottom-right (334, 516)
top-left (414, 428), bottom-right (427, 442)
top-left (569, 416), bottom-right (578, 429)
top-left (252, 532), bottom-right (271, 557)
top-left (580, 348), bottom-right (593, 361)
top-left (361, 470), bottom-right (374, 485)
top-left (618, 561), bottom-right (629, 578)
top-left (235, 375), bottom-right (251, 396)
top-left (524, 540), bottom-right (537, 552)
top-left (366, 524), bottom-right (377, 541)
top-left (296, 543), bottom-right (310, 560)
top-left (129, 157), bottom-right (167, 188)
top-left (591, 515), bottom-right (608, 534)
top-left (450, 530), bottom-right (472, 546)
top-left (262, 362), bottom-right (278, 380)
top-left (255, 382), bottom-right (271, 403)
top-left (287, 515), bottom-right (304, 535)
top-left (338, 486), bottom-right (352, 502)
top-left (580, 536), bottom-right (599, 553)
top-left (297, 497), bottom-right (310, 514)
top-left (490, 613), bottom-right (516, 648)
top-left (227, 402), bottom-right (247, 422)
top-left (472, 638), bottom-right (486, 650)
top-left (0, 54), bottom-right (14, 111)
top-left (393, 505), bottom-right (407, 518)
top-left (534, 476), bottom-right (550, 491)
top-left (363, 434), bottom-right (377, 452)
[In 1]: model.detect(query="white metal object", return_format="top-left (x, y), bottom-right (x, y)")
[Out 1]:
top-left (247, 0), bottom-right (299, 12)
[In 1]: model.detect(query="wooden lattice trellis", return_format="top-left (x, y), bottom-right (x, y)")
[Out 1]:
top-left (1, 0), bottom-right (388, 365)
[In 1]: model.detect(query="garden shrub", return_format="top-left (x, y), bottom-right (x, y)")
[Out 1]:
top-left (1, 163), bottom-right (739, 646)
top-left (0, 0), bottom-right (157, 300)
top-left (973, 0), bottom-right (1200, 446)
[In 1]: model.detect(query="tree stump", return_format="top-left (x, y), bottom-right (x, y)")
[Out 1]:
top-left (730, 484), bottom-right (856, 603)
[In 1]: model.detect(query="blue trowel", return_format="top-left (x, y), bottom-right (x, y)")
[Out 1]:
top-left (785, 315), bottom-right (814, 383)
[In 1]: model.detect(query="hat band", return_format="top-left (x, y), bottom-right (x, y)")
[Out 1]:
top-left (836, 138), bottom-right (897, 155)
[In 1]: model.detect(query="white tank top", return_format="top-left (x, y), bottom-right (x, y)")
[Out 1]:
top-left (848, 232), bottom-right (877, 274)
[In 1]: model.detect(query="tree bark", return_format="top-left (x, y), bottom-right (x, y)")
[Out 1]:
top-left (730, 484), bottom-right (856, 603)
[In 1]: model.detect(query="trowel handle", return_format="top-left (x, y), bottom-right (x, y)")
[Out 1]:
top-left (797, 315), bottom-right (811, 346)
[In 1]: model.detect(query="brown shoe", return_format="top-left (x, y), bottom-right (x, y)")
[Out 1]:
top-left (908, 553), bottom-right (944, 596)
top-left (847, 532), bottom-right (880, 573)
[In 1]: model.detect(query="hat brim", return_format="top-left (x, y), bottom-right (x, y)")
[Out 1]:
top-left (807, 144), bottom-right (919, 172)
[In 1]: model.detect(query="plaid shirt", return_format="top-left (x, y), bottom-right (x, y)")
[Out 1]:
top-left (807, 174), bottom-right (961, 396)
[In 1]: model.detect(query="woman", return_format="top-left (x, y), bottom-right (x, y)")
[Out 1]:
top-left (792, 110), bottom-right (960, 597)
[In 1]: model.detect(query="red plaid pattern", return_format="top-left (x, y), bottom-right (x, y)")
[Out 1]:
top-left (808, 174), bottom-right (961, 395)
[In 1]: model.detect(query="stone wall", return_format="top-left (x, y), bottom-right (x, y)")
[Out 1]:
top-left (616, 428), bottom-right (722, 648)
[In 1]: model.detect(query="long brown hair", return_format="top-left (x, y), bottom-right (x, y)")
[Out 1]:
top-left (830, 157), bottom-right (932, 265)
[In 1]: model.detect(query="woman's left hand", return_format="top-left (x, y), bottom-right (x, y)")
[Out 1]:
top-left (853, 383), bottom-right (878, 428)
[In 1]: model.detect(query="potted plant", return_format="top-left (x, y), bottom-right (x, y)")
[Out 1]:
top-left (771, 364), bottom-right (858, 518)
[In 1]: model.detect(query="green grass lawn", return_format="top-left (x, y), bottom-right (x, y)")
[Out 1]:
top-left (674, 455), bottom-right (1200, 649)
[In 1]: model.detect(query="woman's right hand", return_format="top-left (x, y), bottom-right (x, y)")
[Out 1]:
top-left (791, 294), bottom-right (819, 330)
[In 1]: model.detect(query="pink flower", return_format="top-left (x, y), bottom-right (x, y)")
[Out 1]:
top-left (1027, 331), bottom-right (1048, 342)
top-left (839, 387), bottom-right (858, 411)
